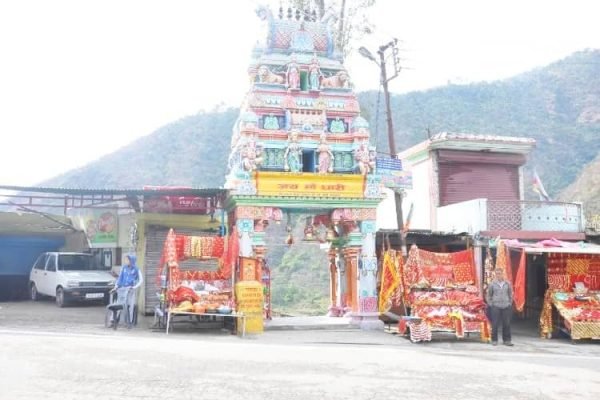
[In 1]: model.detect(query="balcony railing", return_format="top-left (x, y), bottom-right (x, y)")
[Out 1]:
top-left (436, 199), bottom-right (584, 234)
top-left (487, 200), bottom-right (583, 232)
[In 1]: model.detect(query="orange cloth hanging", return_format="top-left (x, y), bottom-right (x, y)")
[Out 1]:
top-left (495, 240), bottom-right (513, 284)
top-left (513, 249), bottom-right (526, 313)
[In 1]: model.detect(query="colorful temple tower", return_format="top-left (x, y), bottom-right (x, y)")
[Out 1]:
top-left (225, 5), bottom-right (383, 329)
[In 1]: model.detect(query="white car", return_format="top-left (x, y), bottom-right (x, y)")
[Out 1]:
top-left (29, 252), bottom-right (116, 307)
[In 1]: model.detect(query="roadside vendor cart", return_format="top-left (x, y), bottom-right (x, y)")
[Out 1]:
top-left (156, 228), bottom-right (247, 336)
top-left (397, 245), bottom-right (490, 343)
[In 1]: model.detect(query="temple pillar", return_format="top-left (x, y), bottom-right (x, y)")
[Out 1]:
top-left (236, 218), bottom-right (254, 258)
top-left (336, 249), bottom-right (347, 313)
top-left (342, 246), bottom-right (360, 315)
top-left (342, 219), bottom-right (383, 330)
top-left (328, 249), bottom-right (337, 315)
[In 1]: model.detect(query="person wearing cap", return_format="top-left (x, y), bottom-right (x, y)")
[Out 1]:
top-left (486, 268), bottom-right (514, 346)
top-left (115, 254), bottom-right (143, 328)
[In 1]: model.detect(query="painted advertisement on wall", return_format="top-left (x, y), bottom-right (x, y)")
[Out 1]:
top-left (74, 209), bottom-right (118, 248)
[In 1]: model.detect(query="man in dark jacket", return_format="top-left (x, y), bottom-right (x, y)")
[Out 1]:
top-left (486, 269), bottom-right (514, 346)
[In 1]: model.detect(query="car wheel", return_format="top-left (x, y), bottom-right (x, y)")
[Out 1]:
top-left (56, 287), bottom-right (66, 308)
top-left (30, 283), bottom-right (40, 301)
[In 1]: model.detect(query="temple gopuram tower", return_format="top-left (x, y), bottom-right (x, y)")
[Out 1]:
top-left (225, 5), bottom-right (383, 329)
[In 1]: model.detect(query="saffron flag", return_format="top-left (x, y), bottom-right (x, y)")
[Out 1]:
top-left (379, 251), bottom-right (401, 312)
top-left (532, 170), bottom-right (551, 201)
top-left (514, 249), bottom-right (526, 313)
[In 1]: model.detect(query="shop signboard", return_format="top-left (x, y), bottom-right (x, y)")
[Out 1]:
top-left (376, 157), bottom-right (413, 189)
top-left (235, 280), bottom-right (264, 334)
top-left (79, 209), bottom-right (118, 248)
top-left (143, 186), bottom-right (210, 214)
top-left (256, 172), bottom-right (365, 198)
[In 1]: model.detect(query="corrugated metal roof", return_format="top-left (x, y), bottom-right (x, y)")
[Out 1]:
top-left (431, 132), bottom-right (536, 145)
top-left (0, 211), bottom-right (76, 235)
top-left (0, 185), bottom-right (226, 197)
top-left (399, 132), bottom-right (536, 161)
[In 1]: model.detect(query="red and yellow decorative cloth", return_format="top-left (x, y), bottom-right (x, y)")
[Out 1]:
top-left (540, 290), bottom-right (600, 340)
top-left (546, 253), bottom-right (600, 291)
top-left (406, 290), bottom-right (490, 342)
top-left (157, 228), bottom-right (237, 289)
top-left (398, 245), bottom-right (488, 342)
top-left (379, 250), bottom-right (402, 312)
top-left (403, 245), bottom-right (476, 288)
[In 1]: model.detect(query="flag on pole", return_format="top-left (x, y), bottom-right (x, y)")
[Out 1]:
top-left (532, 169), bottom-right (551, 201)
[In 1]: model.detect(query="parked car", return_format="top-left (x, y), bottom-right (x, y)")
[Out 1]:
top-left (29, 252), bottom-right (116, 307)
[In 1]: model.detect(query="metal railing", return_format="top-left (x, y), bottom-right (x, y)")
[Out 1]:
top-left (486, 200), bottom-right (584, 232)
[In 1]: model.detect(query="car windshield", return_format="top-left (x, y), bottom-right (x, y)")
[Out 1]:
top-left (57, 255), bottom-right (101, 271)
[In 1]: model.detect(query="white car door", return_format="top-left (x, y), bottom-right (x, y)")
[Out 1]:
top-left (30, 254), bottom-right (48, 294)
top-left (42, 254), bottom-right (58, 296)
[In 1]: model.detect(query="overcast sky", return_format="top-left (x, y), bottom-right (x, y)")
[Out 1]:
top-left (0, 0), bottom-right (599, 186)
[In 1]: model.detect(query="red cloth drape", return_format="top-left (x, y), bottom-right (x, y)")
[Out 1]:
top-left (403, 245), bottom-right (475, 287)
top-left (513, 249), bottom-right (526, 312)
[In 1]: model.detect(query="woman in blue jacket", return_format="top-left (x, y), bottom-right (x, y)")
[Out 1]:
top-left (115, 254), bottom-right (143, 327)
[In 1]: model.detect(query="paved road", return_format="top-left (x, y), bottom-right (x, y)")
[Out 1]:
top-left (1, 301), bottom-right (599, 400)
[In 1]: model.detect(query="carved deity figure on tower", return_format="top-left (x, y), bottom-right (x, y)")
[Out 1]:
top-left (241, 134), bottom-right (264, 172)
top-left (355, 141), bottom-right (375, 175)
top-left (308, 57), bottom-right (322, 91)
top-left (286, 57), bottom-right (300, 91)
top-left (317, 133), bottom-right (334, 173)
top-left (284, 130), bottom-right (302, 172)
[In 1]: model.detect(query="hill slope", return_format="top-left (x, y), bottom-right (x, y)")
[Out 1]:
top-left (358, 49), bottom-right (600, 196)
top-left (44, 108), bottom-right (236, 189)
top-left (43, 50), bottom-right (600, 200)
top-left (558, 153), bottom-right (600, 220)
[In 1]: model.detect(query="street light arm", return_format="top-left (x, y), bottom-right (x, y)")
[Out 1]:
top-left (358, 46), bottom-right (379, 65)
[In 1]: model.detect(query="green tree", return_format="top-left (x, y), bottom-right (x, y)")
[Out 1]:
top-left (292, 0), bottom-right (376, 58)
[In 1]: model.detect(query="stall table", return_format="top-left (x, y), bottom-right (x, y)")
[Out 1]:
top-left (166, 310), bottom-right (246, 337)
top-left (544, 291), bottom-right (600, 341)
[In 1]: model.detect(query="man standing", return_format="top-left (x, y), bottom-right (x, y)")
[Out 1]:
top-left (486, 268), bottom-right (514, 346)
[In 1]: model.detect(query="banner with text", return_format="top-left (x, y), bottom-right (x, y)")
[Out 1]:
top-left (256, 172), bottom-right (365, 198)
top-left (376, 157), bottom-right (413, 189)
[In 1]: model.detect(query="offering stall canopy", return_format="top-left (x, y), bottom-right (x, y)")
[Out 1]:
top-left (395, 245), bottom-right (490, 343)
top-left (504, 239), bottom-right (600, 341)
top-left (156, 227), bottom-right (239, 319)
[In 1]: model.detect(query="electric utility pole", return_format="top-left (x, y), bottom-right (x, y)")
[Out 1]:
top-left (359, 39), bottom-right (407, 256)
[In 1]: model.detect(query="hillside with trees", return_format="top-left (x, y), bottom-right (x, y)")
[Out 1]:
top-left (358, 49), bottom-right (600, 198)
top-left (44, 50), bottom-right (600, 199)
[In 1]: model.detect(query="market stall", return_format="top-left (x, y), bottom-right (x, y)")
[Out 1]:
top-left (536, 250), bottom-right (600, 341)
top-left (395, 245), bottom-right (490, 343)
top-left (156, 228), bottom-right (247, 335)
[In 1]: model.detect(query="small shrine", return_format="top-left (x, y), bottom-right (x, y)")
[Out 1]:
top-left (224, 5), bottom-right (384, 330)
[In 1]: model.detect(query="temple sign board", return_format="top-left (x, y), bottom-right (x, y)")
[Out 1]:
top-left (376, 157), bottom-right (413, 190)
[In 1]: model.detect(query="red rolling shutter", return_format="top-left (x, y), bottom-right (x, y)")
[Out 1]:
top-left (438, 162), bottom-right (520, 206)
